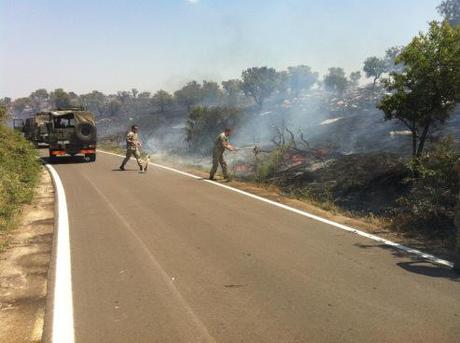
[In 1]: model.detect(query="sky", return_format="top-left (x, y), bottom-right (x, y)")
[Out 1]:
top-left (0, 0), bottom-right (441, 98)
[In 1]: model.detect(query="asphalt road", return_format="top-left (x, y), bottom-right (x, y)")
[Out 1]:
top-left (48, 151), bottom-right (460, 343)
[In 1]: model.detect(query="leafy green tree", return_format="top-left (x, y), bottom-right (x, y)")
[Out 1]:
top-left (185, 106), bottom-right (242, 153)
top-left (174, 81), bottom-right (203, 112)
top-left (378, 21), bottom-right (460, 157)
top-left (438, 0), bottom-right (460, 26)
top-left (349, 71), bottom-right (362, 88)
top-left (323, 67), bottom-right (349, 94)
top-left (363, 56), bottom-right (387, 87)
top-left (152, 90), bottom-right (173, 112)
top-left (287, 65), bottom-right (318, 97)
top-left (241, 67), bottom-right (278, 107)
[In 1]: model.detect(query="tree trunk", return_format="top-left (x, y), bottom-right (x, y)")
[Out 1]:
top-left (416, 122), bottom-right (431, 157)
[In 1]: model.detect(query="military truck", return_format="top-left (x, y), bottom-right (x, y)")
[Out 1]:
top-left (47, 109), bottom-right (97, 163)
top-left (13, 112), bottom-right (51, 146)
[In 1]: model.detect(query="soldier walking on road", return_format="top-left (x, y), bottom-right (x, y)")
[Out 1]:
top-left (209, 128), bottom-right (235, 180)
top-left (120, 125), bottom-right (144, 171)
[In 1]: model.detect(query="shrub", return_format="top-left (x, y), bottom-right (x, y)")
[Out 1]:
top-left (394, 137), bottom-right (459, 235)
top-left (185, 107), bottom-right (243, 154)
top-left (0, 125), bottom-right (41, 233)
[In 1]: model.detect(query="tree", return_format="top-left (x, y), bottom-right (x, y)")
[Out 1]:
top-left (241, 67), bottom-right (278, 107)
top-left (12, 97), bottom-right (31, 115)
top-left (378, 21), bottom-right (460, 157)
top-left (138, 92), bottom-right (151, 99)
top-left (349, 71), bottom-right (362, 88)
top-left (185, 106), bottom-right (242, 153)
top-left (51, 88), bottom-right (72, 109)
top-left (0, 104), bottom-right (8, 124)
top-left (363, 56), bottom-right (387, 87)
top-left (287, 65), bottom-right (318, 97)
top-left (222, 79), bottom-right (242, 105)
top-left (107, 99), bottom-right (122, 117)
top-left (80, 90), bottom-right (106, 116)
top-left (385, 46), bottom-right (405, 73)
top-left (174, 81), bottom-right (203, 112)
top-left (29, 89), bottom-right (49, 112)
top-left (438, 0), bottom-right (460, 26)
top-left (323, 67), bottom-right (349, 94)
top-left (201, 81), bottom-right (222, 105)
top-left (116, 91), bottom-right (131, 104)
top-left (276, 71), bottom-right (290, 95)
top-left (0, 97), bottom-right (11, 107)
top-left (152, 90), bottom-right (173, 113)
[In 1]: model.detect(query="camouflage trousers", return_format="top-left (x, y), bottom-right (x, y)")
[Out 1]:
top-left (210, 150), bottom-right (228, 179)
top-left (121, 148), bottom-right (143, 168)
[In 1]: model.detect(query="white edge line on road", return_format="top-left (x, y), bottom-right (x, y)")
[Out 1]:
top-left (100, 150), bottom-right (454, 269)
top-left (45, 164), bottom-right (75, 343)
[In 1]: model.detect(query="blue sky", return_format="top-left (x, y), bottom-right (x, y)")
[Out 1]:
top-left (1, 0), bottom-right (441, 98)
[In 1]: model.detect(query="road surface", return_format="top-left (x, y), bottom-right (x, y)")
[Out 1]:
top-left (46, 151), bottom-right (460, 342)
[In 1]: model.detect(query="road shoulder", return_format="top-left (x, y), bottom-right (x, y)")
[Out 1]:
top-left (0, 169), bottom-right (54, 342)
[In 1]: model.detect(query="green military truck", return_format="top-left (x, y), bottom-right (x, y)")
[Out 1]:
top-left (47, 109), bottom-right (97, 163)
top-left (14, 112), bottom-right (51, 146)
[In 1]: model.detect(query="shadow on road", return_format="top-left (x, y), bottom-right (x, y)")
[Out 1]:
top-left (354, 242), bottom-right (459, 280)
top-left (397, 261), bottom-right (459, 280)
top-left (111, 169), bottom-right (142, 172)
top-left (41, 156), bottom-right (89, 165)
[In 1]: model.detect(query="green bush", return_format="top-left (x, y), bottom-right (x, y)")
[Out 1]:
top-left (256, 146), bottom-right (287, 180)
top-left (395, 137), bottom-right (459, 235)
top-left (0, 125), bottom-right (41, 232)
top-left (185, 107), bottom-right (243, 154)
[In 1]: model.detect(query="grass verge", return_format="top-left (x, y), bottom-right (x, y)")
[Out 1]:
top-left (0, 125), bottom-right (41, 251)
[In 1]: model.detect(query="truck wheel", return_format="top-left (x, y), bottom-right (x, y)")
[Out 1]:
top-left (87, 154), bottom-right (96, 162)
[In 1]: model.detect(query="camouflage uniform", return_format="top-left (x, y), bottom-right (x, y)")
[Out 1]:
top-left (120, 131), bottom-right (143, 169)
top-left (454, 158), bottom-right (460, 271)
top-left (210, 132), bottom-right (230, 179)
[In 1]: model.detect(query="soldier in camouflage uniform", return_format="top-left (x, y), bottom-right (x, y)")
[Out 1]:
top-left (209, 128), bottom-right (235, 180)
top-left (120, 125), bottom-right (144, 171)
top-left (453, 158), bottom-right (460, 272)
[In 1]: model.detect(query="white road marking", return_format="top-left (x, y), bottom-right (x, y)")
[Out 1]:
top-left (100, 150), bottom-right (454, 268)
top-left (45, 164), bottom-right (75, 343)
